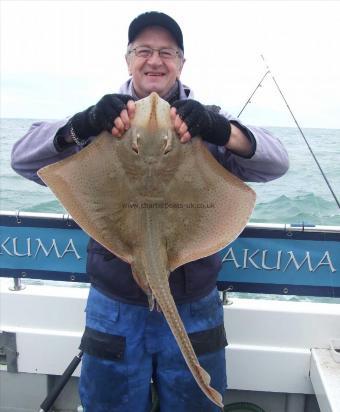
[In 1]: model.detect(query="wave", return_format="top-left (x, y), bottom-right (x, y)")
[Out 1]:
top-left (16, 200), bottom-right (65, 214)
top-left (251, 193), bottom-right (340, 225)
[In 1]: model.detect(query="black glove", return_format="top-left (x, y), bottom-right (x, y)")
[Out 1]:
top-left (171, 99), bottom-right (231, 146)
top-left (70, 94), bottom-right (134, 144)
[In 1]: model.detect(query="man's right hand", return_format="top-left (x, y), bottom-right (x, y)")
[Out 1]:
top-left (68, 94), bottom-right (136, 144)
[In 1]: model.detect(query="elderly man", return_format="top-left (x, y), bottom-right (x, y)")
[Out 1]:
top-left (12, 11), bottom-right (289, 412)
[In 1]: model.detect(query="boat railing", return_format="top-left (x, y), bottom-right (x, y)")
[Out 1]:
top-left (1, 210), bottom-right (340, 298)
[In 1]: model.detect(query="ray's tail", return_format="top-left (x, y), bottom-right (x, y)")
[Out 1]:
top-left (147, 275), bottom-right (224, 409)
top-left (138, 208), bottom-right (225, 409)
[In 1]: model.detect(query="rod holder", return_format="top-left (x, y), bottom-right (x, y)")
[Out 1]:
top-left (8, 278), bottom-right (26, 291)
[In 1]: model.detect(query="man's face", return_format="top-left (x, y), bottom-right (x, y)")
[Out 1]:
top-left (126, 26), bottom-right (185, 98)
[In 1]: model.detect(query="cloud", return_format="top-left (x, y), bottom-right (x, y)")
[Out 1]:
top-left (1, 0), bottom-right (340, 127)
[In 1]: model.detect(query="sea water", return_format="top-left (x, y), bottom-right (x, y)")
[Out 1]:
top-left (1, 118), bottom-right (339, 225)
top-left (1, 119), bottom-right (340, 302)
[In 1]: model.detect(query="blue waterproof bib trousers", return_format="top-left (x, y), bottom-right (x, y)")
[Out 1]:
top-left (79, 287), bottom-right (227, 412)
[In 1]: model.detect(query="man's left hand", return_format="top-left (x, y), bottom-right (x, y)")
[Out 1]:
top-left (170, 99), bottom-right (231, 145)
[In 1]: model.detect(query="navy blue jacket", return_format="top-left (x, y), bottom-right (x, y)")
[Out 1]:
top-left (87, 238), bottom-right (222, 305)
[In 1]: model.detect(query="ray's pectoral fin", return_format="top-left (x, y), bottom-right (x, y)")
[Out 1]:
top-left (37, 132), bottom-right (135, 263)
top-left (163, 138), bottom-right (256, 271)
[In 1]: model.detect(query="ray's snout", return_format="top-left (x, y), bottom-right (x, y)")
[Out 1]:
top-left (131, 92), bottom-right (173, 131)
top-left (128, 92), bottom-right (175, 156)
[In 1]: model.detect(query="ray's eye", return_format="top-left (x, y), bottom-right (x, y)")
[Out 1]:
top-left (132, 143), bottom-right (139, 154)
top-left (163, 134), bottom-right (173, 155)
top-left (132, 132), bottom-right (140, 154)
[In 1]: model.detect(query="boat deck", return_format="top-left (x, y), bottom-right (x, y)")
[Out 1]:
top-left (311, 348), bottom-right (340, 412)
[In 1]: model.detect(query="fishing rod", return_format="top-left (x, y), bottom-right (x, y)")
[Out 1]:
top-left (38, 349), bottom-right (161, 411)
top-left (238, 54), bottom-right (340, 210)
top-left (39, 351), bottom-right (83, 412)
top-left (237, 69), bottom-right (270, 118)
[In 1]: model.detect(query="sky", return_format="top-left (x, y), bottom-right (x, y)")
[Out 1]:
top-left (1, 0), bottom-right (340, 128)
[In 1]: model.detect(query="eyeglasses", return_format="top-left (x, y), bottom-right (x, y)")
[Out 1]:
top-left (128, 46), bottom-right (180, 60)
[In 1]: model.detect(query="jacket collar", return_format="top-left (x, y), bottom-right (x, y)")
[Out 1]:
top-left (119, 78), bottom-right (194, 100)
